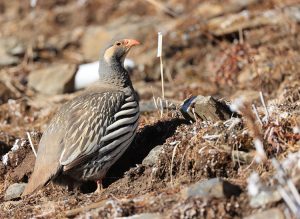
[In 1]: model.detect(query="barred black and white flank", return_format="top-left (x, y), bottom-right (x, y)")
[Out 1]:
top-left (23, 39), bottom-right (140, 196)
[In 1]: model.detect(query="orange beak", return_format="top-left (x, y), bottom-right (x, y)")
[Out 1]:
top-left (124, 39), bottom-right (140, 48)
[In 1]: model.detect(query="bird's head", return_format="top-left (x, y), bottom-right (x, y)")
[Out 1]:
top-left (104, 39), bottom-right (140, 65)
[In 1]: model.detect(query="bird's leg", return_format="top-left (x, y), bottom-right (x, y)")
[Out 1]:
top-left (95, 179), bottom-right (103, 193)
top-left (67, 183), bottom-right (74, 192)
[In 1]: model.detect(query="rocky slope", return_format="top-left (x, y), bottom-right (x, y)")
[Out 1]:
top-left (0, 0), bottom-right (299, 218)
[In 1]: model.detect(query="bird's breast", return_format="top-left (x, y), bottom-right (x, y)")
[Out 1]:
top-left (76, 89), bottom-right (140, 181)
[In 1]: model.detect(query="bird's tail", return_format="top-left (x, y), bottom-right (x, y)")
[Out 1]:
top-left (22, 162), bottom-right (60, 196)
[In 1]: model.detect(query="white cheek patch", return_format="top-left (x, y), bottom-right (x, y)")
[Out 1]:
top-left (104, 47), bottom-right (115, 63)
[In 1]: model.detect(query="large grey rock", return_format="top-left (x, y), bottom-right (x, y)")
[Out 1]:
top-left (28, 64), bottom-right (77, 95)
top-left (182, 178), bottom-right (242, 199)
top-left (142, 145), bottom-right (164, 166)
top-left (4, 183), bottom-right (27, 201)
top-left (180, 95), bottom-right (234, 122)
top-left (245, 208), bottom-right (285, 219)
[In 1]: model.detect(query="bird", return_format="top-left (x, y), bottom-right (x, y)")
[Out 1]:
top-left (22, 39), bottom-right (140, 196)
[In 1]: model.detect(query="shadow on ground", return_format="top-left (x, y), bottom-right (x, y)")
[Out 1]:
top-left (102, 117), bottom-right (188, 188)
top-left (80, 117), bottom-right (188, 193)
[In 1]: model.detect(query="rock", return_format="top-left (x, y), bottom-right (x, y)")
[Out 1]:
top-left (139, 100), bottom-right (178, 113)
top-left (245, 208), bottom-right (285, 219)
top-left (207, 5), bottom-right (300, 36)
top-left (207, 9), bottom-right (279, 36)
top-left (182, 178), bottom-right (242, 199)
top-left (47, 27), bottom-right (83, 51)
top-left (9, 44), bottom-right (25, 56)
top-left (244, 26), bottom-right (290, 46)
top-left (81, 26), bottom-right (112, 61)
top-left (117, 213), bottom-right (163, 219)
top-left (0, 38), bottom-right (22, 67)
top-left (230, 90), bottom-right (259, 103)
top-left (249, 188), bottom-right (281, 208)
top-left (28, 64), bottom-right (77, 95)
top-left (81, 16), bottom-right (158, 61)
top-left (195, 0), bottom-right (259, 19)
top-left (4, 183), bottom-right (27, 201)
top-left (142, 145), bottom-right (164, 166)
top-left (180, 95), bottom-right (235, 122)
top-left (139, 101), bottom-right (161, 113)
top-left (284, 6), bottom-right (300, 23)
top-left (9, 153), bottom-right (36, 182)
top-left (134, 81), bottom-right (161, 100)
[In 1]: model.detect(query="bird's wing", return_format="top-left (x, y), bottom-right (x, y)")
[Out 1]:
top-left (22, 101), bottom-right (74, 196)
top-left (22, 89), bottom-right (126, 196)
top-left (59, 90), bottom-right (126, 171)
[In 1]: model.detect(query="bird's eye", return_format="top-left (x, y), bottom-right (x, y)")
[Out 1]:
top-left (116, 42), bottom-right (121, 46)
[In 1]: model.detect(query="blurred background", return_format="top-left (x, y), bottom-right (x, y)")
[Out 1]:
top-left (0, 0), bottom-right (299, 104)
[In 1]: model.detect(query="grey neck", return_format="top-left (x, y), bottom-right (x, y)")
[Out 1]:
top-left (98, 59), bottom-right (133, 88)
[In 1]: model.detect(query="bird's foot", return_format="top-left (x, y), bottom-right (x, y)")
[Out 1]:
top-left (95, 180), bottom-right (103, 194)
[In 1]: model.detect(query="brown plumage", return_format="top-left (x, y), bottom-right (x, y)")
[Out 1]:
top-left (22, 39), bottom-right (140, 196)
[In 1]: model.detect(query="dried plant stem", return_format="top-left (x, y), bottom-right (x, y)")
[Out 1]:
top-left (152, 96), bottom-right (158, 110)
top-left (243, 158), bottom-right (255, 171)
top-left (156, 32), bottom-right (165, 118)
top-left (278, 187), bottom-right (298, 215)
top-left (239, 28), bottom-right (244, 44)
top-left (287, 179), bottom-right (300, 206)
top-left (170, 142), bottom-right (179, 186)
top-left (157, 32), bottom-right (165, 100)
top-left (272, 158), bottom-right (300, 217)
top-left (160, 56), bottom-right (165, 100)
top-left (27, 132), bottom-right (37, 157)
top-left (151, 86), bottom-right (161, 118)
top-left (159, 97), bottom-right (163, 117)
top-left (259, 91), bottom-right (269, 121)
top-left (233, 143), bottom-right (241, 167)
top-left (252, 104), bottom-right (263, 126)
top-left (192, 107), bottom-right (199, 123)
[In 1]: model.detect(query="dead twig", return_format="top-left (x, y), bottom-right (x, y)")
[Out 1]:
top-left (259, 91), bottom-right (269, 122)
top-left (170, 141), bottom-right (180, 186)
top-left (252, 104), bottom-right (263, 126)
top-left (157, 32), bottom-right (165, 100)
top-left (27, 132), bottom-right (37, 157)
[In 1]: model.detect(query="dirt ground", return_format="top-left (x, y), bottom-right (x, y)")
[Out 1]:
top-left (0, 0), bottom-right (300, 218)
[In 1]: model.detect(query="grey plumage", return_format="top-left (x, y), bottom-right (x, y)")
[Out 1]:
top-left (22, 39), bottom-right (140, 196)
